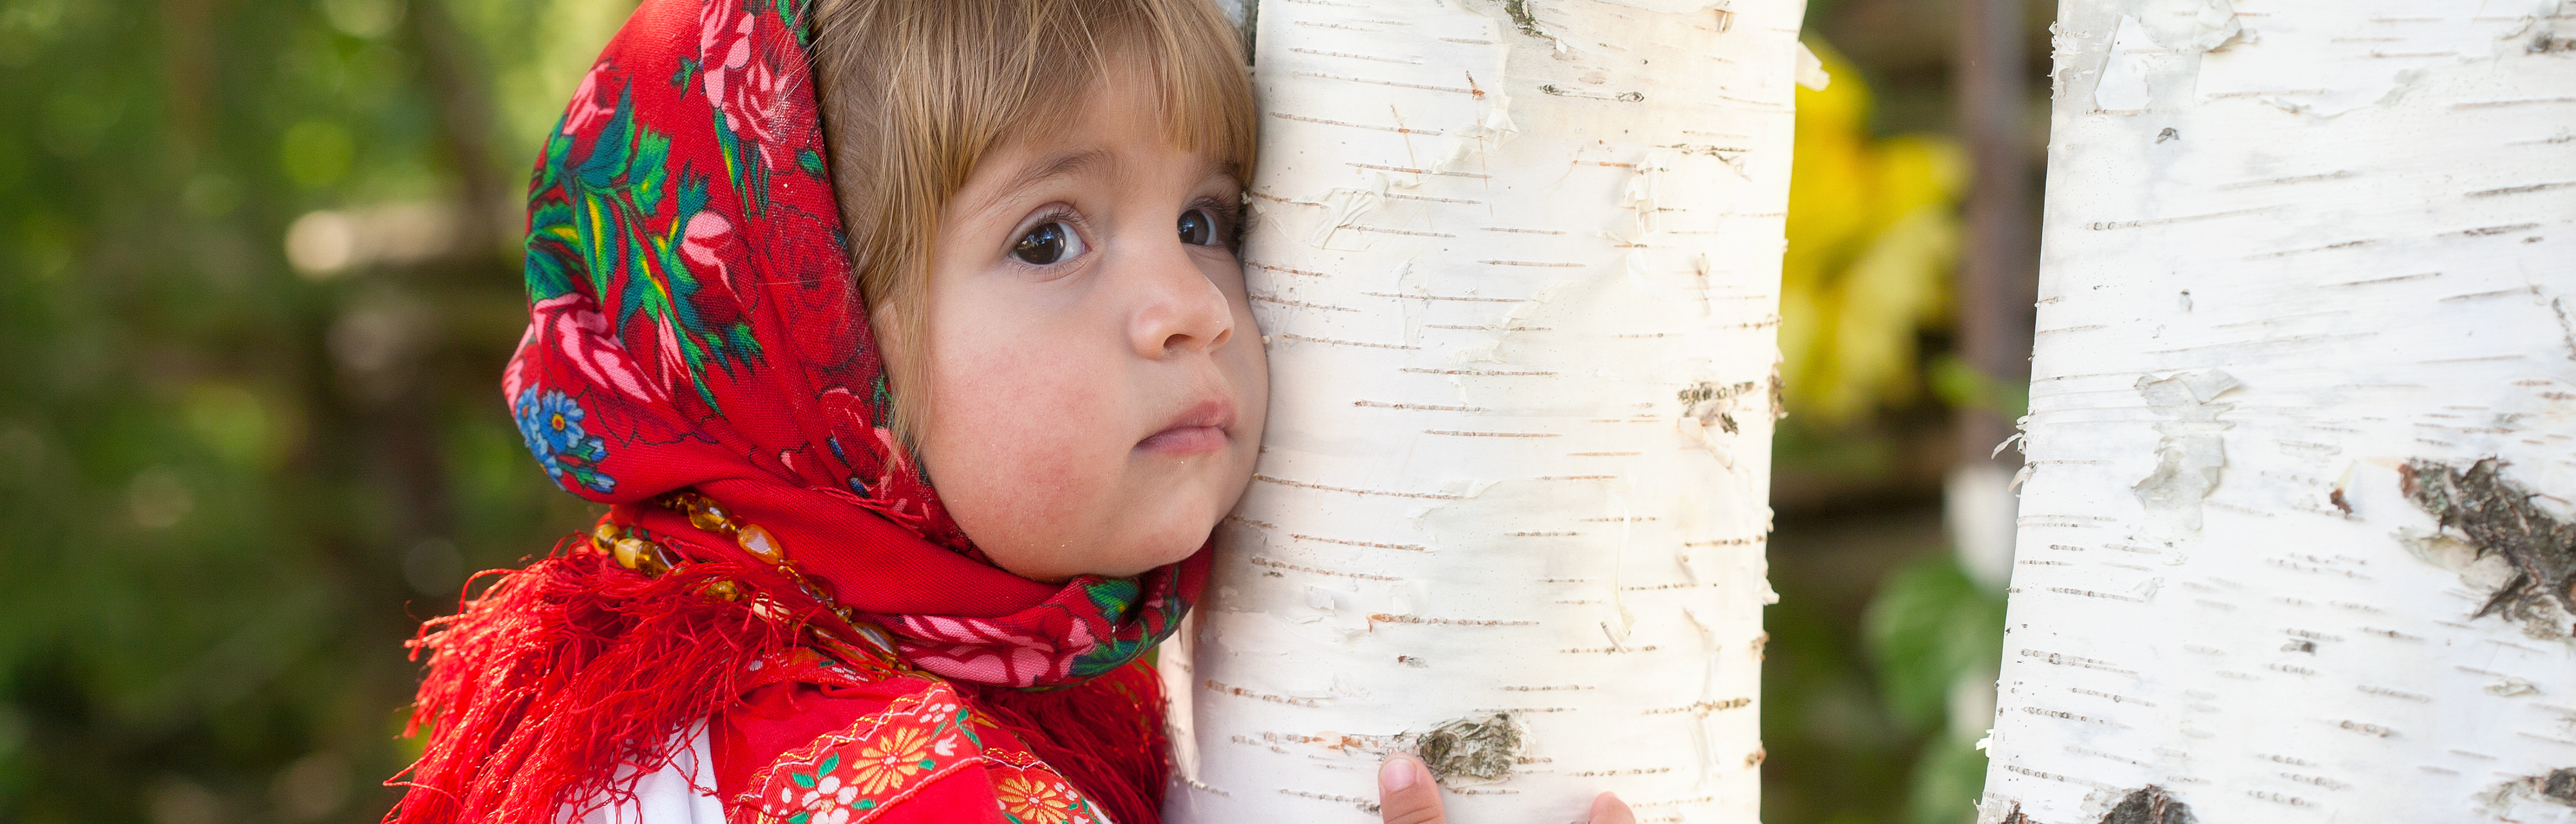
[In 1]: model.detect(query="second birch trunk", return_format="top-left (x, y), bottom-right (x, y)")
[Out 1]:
top-left (1163, 1), bottom-right (1804, 822)
top-left (1980, 1), bottom-right (2576, 821)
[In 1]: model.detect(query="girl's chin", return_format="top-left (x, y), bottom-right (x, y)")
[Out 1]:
top-left (988, 534), bottom-right (1206, 583)
top-left (1114, 529), bottom-right (1217, 576)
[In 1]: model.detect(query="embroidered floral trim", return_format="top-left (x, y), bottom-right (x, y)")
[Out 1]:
top-left (984, 750), bottom-right (1110, 824)
top-left (744, 686), bottom-right (980, 824)
top-left (737, 652), bottom-right (1113, 824)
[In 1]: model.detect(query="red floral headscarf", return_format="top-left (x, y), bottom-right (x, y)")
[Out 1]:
top-left (393, 0), bottom-right (1209, 821)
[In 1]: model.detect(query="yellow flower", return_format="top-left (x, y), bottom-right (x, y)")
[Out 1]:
top-left (849, 727), bottom-right (934, 795)
top-left (992, 772), bottom-right (1080, 824)
top-left (1781, 39), bottom-right (1966, 424)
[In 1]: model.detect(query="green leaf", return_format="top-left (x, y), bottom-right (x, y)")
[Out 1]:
top-left (1908, 733), bottom-right (1991, 824)
top-left (630, 127), bottom-right (671, 215)
top-left (1929, 354), bottom-right (2030, 420)
top-left (1862, 557), bottom-right (2004, 731)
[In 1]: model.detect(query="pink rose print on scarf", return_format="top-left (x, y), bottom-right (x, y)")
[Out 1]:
top-left (562, 64), bottom-right (620, 136)
top-left (895, 616), bottom-right (1078, 687)
top-left (527, 294), bottom-right (672, 407)
top-left (680, 210), bottom-right (746, 295)
top-left (698, 1), bottom-right (796, 170)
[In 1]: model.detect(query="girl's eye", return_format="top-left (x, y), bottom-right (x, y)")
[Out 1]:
top-left (1177, 207), bottom-right (1218, 247)
top-left (1012, 221), bottom-right (1084, 265)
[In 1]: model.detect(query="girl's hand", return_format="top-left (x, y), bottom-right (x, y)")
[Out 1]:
top-left (1376, 754), bottom-right (1636, 824)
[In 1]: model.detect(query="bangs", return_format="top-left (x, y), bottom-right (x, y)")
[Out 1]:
top-left (808, 0), bottom-right (1258, 439)
top-left (1021, 0), bottom-right (1260, 182)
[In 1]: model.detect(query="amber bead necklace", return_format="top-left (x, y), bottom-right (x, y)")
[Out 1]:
top-left (585, 490), bottom-right (902, 658)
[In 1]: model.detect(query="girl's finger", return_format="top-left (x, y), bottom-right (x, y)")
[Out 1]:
top-left (1377, 754), bottom-right (1448, 824)
top-left (1588, 791), bottom-right (1638, 824)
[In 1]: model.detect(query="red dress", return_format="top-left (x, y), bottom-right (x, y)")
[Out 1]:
top-left (713, 648), bottom-right (1149, 824)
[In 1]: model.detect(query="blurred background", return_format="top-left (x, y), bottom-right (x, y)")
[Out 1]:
top-left (0, 0), bottom-right (2045, 821)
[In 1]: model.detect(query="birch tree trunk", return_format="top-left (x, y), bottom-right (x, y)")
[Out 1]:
top-left (1979, 1), bottom-right (2576, 821)
top-left (1160, 1), bottom-right (1805, 821)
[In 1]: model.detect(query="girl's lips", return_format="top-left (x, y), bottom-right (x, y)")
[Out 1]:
top-left (1139, 400), bottom-right (1235, 454)
top-left (1137, 425), bottom-right (1229, 454)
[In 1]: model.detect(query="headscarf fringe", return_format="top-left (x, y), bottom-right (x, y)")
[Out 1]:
top-left (388, 538), bottom-right (824, 824)
top-left (386, 538), bottom-right (1175, 824)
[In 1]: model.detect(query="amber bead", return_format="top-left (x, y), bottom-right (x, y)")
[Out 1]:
top-left (736, 523), bottom-right (783, 560)
top-left (687, 502), bottom-right (732, 534)
top-left (591, 522), bottom-right (620, 553)
top-left (704, 579), bottom-right (740, 601)
top-left (613, 538), bottom-right (651, 571)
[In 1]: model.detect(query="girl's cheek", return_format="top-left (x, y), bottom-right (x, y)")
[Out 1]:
top-left (951, 325), bottom-right (1120, 484)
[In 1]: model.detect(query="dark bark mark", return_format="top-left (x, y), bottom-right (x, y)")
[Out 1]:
top-left (1502, 0), bottom-right (1549, 39)
top-left (1411, 713), bottom-right (1522, 785)
top-left (1768, 362), bottom-right (1786, 423)
top-left (2499, 767), bottom-right (2576, 809)
top-left (1536, 84), bottom-right (1647, 102)
top-left (2532, 26), bottom-right (2576, 54)
top-left (1999, 802), bottom-right (2035, 824)
top-left (2099, 785), bottom-right (2195, 824)
top-left (1680, 380), bottom-right (1760, 434)
top-left (2553, 297), bottom-right (2576, 362)
top-left (2549, 767), bottom-right (2576, 804)
top-left (2400, 458), bottom-right (2576, 624)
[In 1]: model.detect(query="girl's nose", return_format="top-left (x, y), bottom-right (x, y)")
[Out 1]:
top-left (1128, 237), bottom-right (1235, 360)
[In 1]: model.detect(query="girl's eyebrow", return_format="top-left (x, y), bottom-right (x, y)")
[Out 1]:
top-left (1000, 147), bottom-right (1121, 195)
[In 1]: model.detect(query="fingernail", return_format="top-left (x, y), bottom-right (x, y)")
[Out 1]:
top-left (1381, 754), bottom-right (1422, 791)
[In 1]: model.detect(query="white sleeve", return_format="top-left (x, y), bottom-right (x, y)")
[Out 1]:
top-left (562, 725), bottom-right (729, 824)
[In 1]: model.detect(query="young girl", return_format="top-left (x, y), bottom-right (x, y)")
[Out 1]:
top-left (389, 1), bottom-right (1631, 823)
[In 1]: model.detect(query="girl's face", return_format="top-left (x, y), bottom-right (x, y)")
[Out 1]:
top-left (891, 71), bottom-right (1267, 583)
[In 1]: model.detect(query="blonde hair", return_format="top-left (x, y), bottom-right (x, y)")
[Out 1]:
top-left (809, 0), bottom-right (1258, 438)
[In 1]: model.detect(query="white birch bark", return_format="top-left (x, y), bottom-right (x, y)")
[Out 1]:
top-left (1161, 1), bottom-right (1803, 822)
top-left (1980, 1), bottom-right (2576, 821)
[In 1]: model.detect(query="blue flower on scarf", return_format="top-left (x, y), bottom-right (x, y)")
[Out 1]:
top-left (515, 387), bottom-right (617, 494)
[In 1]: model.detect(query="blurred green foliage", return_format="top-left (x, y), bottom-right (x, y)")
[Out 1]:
top-left (1866, 559), bottom-right (2006, 824)
top-left (0, 1), bottom-right (2014, 822)
top-left (1761, 523), bottom-right (2004, 824)
top-left (0, 0), bottom-right (630, 821)
top-left (1760, 9), bottom-right (2028, 822)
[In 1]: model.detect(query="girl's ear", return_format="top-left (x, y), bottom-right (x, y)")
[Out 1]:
top-left (866, 299), bottom-right (906, 351)
top-left (866, 292), bottom-right (929, 446)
